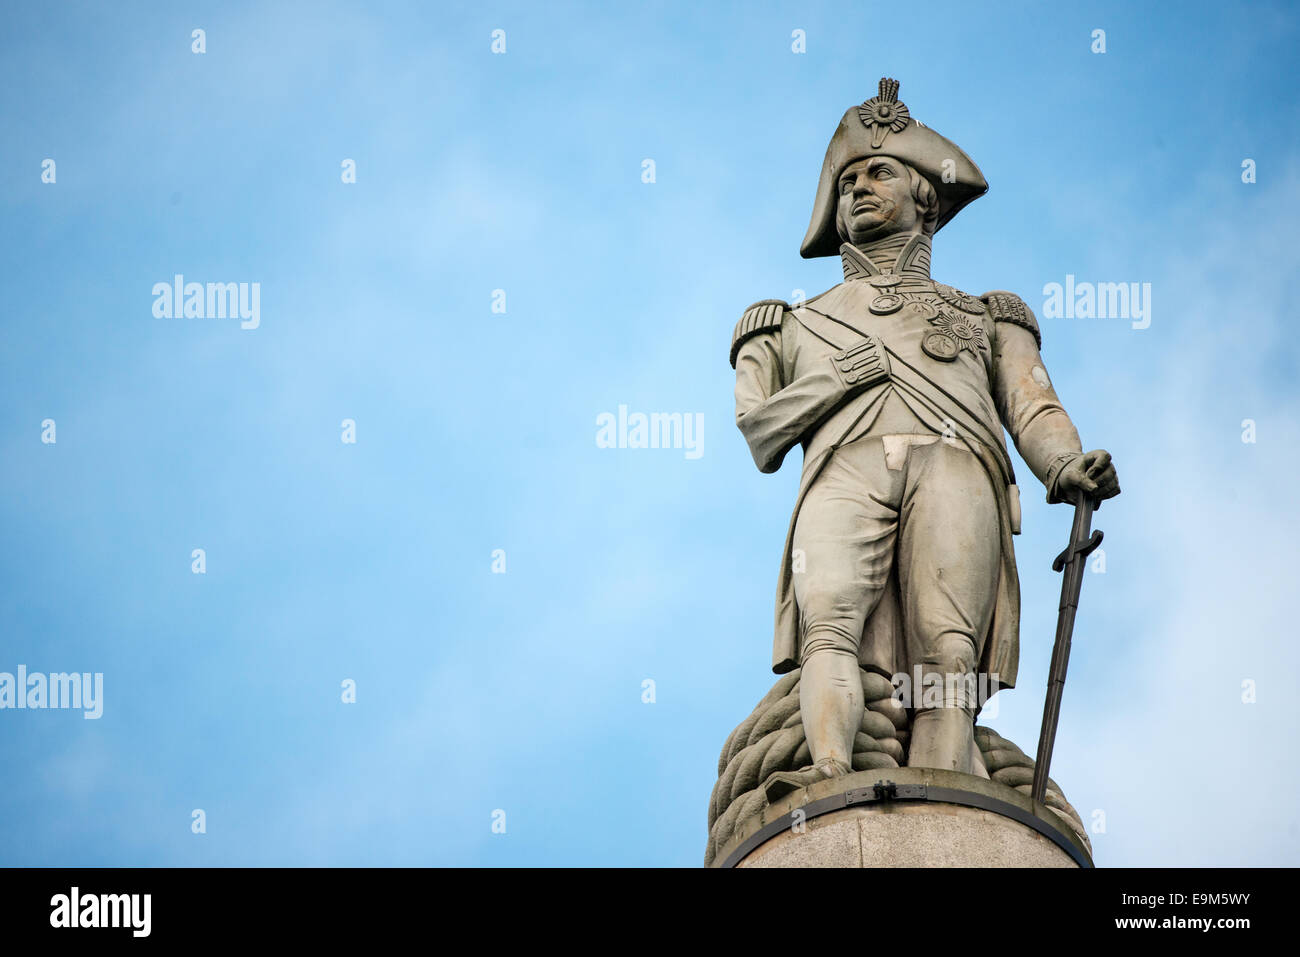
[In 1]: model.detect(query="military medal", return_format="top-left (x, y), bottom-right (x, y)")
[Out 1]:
top-left (926, 309), bottom-right (988, 358)
top-left (866, 274), bottom-right (903, 289)
top-left (922, 332), bottom-right (959, 361)
top-left (935, 283), bottom-right (985, 315)
top-left (869, 294), bottom-right (904, 315)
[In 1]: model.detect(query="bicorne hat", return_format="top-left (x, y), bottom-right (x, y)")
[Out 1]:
top-left (800, 78), bottom-right (988, 258)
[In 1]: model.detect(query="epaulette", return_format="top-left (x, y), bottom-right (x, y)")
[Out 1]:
top-left (729, 299), bottom-right (789, 368)
top-left (981, 290), bottom-right (1041, 349)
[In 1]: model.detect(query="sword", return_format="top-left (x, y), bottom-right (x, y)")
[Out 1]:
top-left (1031, 493), bottom-right (1104, 806)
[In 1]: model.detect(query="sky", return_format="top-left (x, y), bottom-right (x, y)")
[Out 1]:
top-left (1, 1), bottom-right (1298, 867)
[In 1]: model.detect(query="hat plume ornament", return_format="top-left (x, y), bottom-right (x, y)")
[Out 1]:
top-left (858, 77), bottom-right (911, 148)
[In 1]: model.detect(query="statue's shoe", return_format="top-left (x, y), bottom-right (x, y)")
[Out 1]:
top-left (763, 759), bottom-right (851, 804)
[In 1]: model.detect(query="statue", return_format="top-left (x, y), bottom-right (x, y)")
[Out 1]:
top-left (725, 79), bottom-right (1121, 810)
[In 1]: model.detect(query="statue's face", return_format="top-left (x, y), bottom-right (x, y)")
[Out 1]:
top-left (836, 155), bottom-right (919, 245)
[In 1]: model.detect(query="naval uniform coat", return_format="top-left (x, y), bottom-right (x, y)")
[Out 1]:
top-left (731, 235), bottom-right (1086, 688)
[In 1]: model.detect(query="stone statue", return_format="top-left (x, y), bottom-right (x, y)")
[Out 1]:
top-left (727, 78), bottom-right (1120, 806)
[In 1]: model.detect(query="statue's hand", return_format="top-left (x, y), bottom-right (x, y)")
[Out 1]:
top-left (1058, 450), bottom-right (1120, 503)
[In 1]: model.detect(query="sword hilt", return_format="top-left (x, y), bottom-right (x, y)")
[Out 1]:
top-left (1051, 494), bottom-right (1103, 572)
top-left (1051, 529), bottom-right (1104, 572)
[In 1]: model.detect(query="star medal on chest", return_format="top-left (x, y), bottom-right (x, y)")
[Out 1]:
top-left (922, 307), bottom-right (988, 362)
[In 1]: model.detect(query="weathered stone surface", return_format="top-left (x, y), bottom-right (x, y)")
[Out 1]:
top-left (715, 768), bottom-right (1089, 869)
top-left (740, 813), bottom-right (866, 868)
top-left (738, 803), bottom-right (1075, 868)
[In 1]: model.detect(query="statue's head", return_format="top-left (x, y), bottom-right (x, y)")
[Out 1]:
top-left (801, 78), bottom-right (989, 258)
top-left (835, 155), bottom-right (939, 246)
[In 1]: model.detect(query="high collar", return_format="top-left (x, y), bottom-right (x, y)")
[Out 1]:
top-left (840, 232), bottom-right (932, 282)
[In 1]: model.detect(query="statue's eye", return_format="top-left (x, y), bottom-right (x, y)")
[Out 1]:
top-left (875, 168), bottom-right (893, 179)
top-left (840, 179), bottom-right (854, 193)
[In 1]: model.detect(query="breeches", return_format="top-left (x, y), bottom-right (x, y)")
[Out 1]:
top-left (792, 435), bottom-right (1001, 704)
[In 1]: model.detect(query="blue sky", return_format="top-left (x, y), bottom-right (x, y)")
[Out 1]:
top-left (1, 0), bottom-right (1298, 866)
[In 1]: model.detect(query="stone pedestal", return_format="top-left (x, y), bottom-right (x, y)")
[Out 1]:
top-left (711, 767), bottom-right (1091, 868)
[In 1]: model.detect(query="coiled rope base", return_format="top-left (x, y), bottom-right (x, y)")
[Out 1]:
top-left (705, 668), bottom-right (1091, 866)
